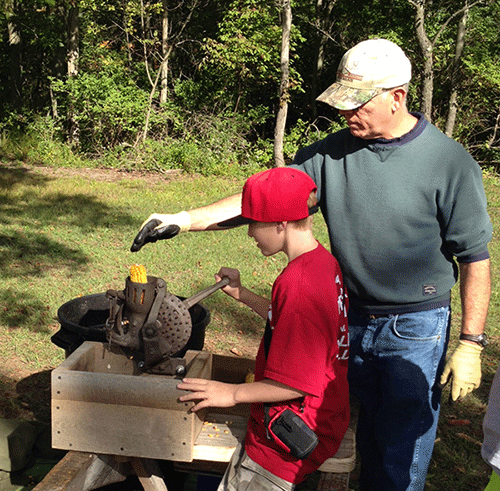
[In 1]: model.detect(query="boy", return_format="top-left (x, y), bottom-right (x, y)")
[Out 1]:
top-left (482, 362), bottom-right (500, 491)
top-left (177, 167), bottom-right (349, 489)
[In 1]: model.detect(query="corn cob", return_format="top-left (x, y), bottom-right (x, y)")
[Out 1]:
top-left (130, 264), bottom-right (147, 283)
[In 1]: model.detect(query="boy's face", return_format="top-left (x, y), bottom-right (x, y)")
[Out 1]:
top-left (247, 221), bottom-right (284, 257)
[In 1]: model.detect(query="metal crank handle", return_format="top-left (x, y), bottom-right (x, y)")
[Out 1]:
top-left (182, 276), bottom-right (231, 310)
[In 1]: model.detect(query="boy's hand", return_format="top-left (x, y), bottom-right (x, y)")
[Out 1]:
top-left (215, 267), bottom-right (242, 300)
top-left (177, 378), bottom-right (237, 412)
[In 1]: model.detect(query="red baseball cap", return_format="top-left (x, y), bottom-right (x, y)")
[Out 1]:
top-left (219, 168), bottom-right (318, 227)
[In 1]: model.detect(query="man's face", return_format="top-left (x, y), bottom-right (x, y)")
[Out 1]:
top-left (338, 90), bottom-right (395, 140)
top-left (247, 221), bottom-right (284, 257)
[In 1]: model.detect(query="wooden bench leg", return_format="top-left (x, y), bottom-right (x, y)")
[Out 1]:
top-left (132, 457), bottom-right (169, 491)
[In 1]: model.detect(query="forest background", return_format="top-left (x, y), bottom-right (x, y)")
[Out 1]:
top-left (0, 0), bottom-right (499, 173)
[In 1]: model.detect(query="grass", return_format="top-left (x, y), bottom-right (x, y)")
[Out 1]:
top-left (0, 160), bottom-right (499, 490)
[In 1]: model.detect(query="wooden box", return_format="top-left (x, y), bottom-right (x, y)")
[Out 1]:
top-left (51, 341), bottom-right (212, 462)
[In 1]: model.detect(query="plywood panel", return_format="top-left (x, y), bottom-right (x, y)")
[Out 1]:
top-left (192, 412), bottom-right (247, 462)
top-left (51, 343), bottom-right (212, 462)
top-left (52, 400), bottom-right (198, 461)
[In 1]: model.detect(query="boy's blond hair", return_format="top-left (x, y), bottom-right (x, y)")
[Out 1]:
top-left (289, 191), bottom-right (318, 230)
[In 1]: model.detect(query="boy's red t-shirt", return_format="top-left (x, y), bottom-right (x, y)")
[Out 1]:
top-left (245, 242), bottom-right (350, 484)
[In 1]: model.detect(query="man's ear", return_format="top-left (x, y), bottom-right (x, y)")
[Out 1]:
top-left (391, 87), bottom-right (406, 112)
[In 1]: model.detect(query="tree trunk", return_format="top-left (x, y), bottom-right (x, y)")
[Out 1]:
top-left (488, 105), bottom-right (500, 149)
top-left (410, 0), bottom-right (482, 125)
top-left (311, 0), bottom-right (335, 120)
top-left (274, 0), bottom-right (292, 168)
top-left (445, 6), bottom-right (468, 137)
top-left (413, 0), bottom-right (434, 121)
top-left (138, 0), bottom-right (200, 144)
top-left (6, 0), bottom-right (22, 109)
top-left (67, 1), bottom-right (80, 147)
top-left (124, 5), bottom-right (132, 64)
top-left (160, 0), bottom-right (169, 104)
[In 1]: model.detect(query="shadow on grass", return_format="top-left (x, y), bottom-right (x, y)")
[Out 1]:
top-left (0, 370), bottom-right (50, 422)
top-left (0, 162), bottom-right (138, 332)
top-left (0, 231), bottom-right (87, 279)
top-left (0, 162), bottom-right (51, 190)
top-left (15, 370), bottom-right (52, 423)
top-left (0, 288), bottom-right (57, 333)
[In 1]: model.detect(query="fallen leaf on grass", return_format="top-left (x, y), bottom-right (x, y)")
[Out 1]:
top-left (446, 419), bottom-right (471, 426)
top-left (457, 432), bottom-right (482, 446)
top-left (230, 348), bottom-right (242, 356)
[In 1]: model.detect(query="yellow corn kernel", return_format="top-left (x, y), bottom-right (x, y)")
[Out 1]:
top-left (245, 370), bottom-right (255, 384)
top-left (130, 264), bottom-right (147, 283)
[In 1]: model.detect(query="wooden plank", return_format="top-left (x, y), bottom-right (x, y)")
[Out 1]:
top-left (131, 458), bottom-right (168, 491)
top-left (52, 401), bottom-right (200, 462)
top-left (183, 351), bottom-right (213, 445)
top-left (211, 355), bottom-right (255, 384)
top-left (193, 413), bottom-right (247, 462)
top-left (52, 369), bottom-right (187, 409)
top-left (318, 396), bottom-right (359, 473)
top-left (185, 351), bottom-right (212, 379)
top-left (52, 347), bottom-right (213, 462)
top-left (52, 349), bottom-right (212, 411)
top-left (191, 409), bottom-right (355, 472)
top-left (192, 412), bottom-right (355, 472)
top-left (317, 428), bottom-right (356, 473)
top-left (32, 451), bottom-right (130, 491)
top-left (55, 342), bottom-right (98, 373)
top-left (91, 343), bottom-right (138, 375)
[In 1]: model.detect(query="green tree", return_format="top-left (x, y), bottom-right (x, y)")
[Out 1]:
top-left (452, 0), bottom-right (500, 166)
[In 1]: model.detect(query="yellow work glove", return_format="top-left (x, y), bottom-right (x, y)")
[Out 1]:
top-left (440, 340), bottom-right (483, 401)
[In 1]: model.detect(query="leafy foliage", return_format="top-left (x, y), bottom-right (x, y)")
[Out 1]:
top-left (452, 1), bottom-right (500, 167)
top-left (0, 0), bottom-right (498, 173)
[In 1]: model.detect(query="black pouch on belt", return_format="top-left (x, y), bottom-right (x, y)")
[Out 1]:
top-left (265, 406), bottom-right (318, 460)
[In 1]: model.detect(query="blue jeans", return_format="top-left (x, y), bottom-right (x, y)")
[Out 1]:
top-left (348, 307), bottom-right (450, 491)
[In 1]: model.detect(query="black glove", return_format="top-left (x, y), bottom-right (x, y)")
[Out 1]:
top-left (130, 219), bottom-right (181, 252)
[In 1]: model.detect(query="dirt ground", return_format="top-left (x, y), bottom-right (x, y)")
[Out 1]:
top-left (25, 164), bottom-right (185, 184)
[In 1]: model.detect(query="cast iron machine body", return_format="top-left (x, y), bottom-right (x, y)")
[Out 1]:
top-left (106, 274), bottom-right (229, 376)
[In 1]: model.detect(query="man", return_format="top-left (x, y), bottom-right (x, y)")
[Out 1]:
top-left (177, 167), bottom-right (350, 489)
top-left (131, 39), bottom-right (492, 491)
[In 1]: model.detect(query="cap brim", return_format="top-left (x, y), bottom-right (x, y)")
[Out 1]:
top-left (218, 205), bottom-right (320, 228)
top-left (316, 83), bottom-right (380, 110)
top-left (217, 215), bottom-right (253, 228)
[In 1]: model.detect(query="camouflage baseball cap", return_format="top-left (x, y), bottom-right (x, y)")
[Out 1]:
top-left (317, 39), bottom-right (412, 111)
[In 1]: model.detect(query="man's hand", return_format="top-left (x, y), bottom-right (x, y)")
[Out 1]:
top-left (130, 212), bottom-right (191, 252)
top-left (440, 340), bottom-right (483, 401)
